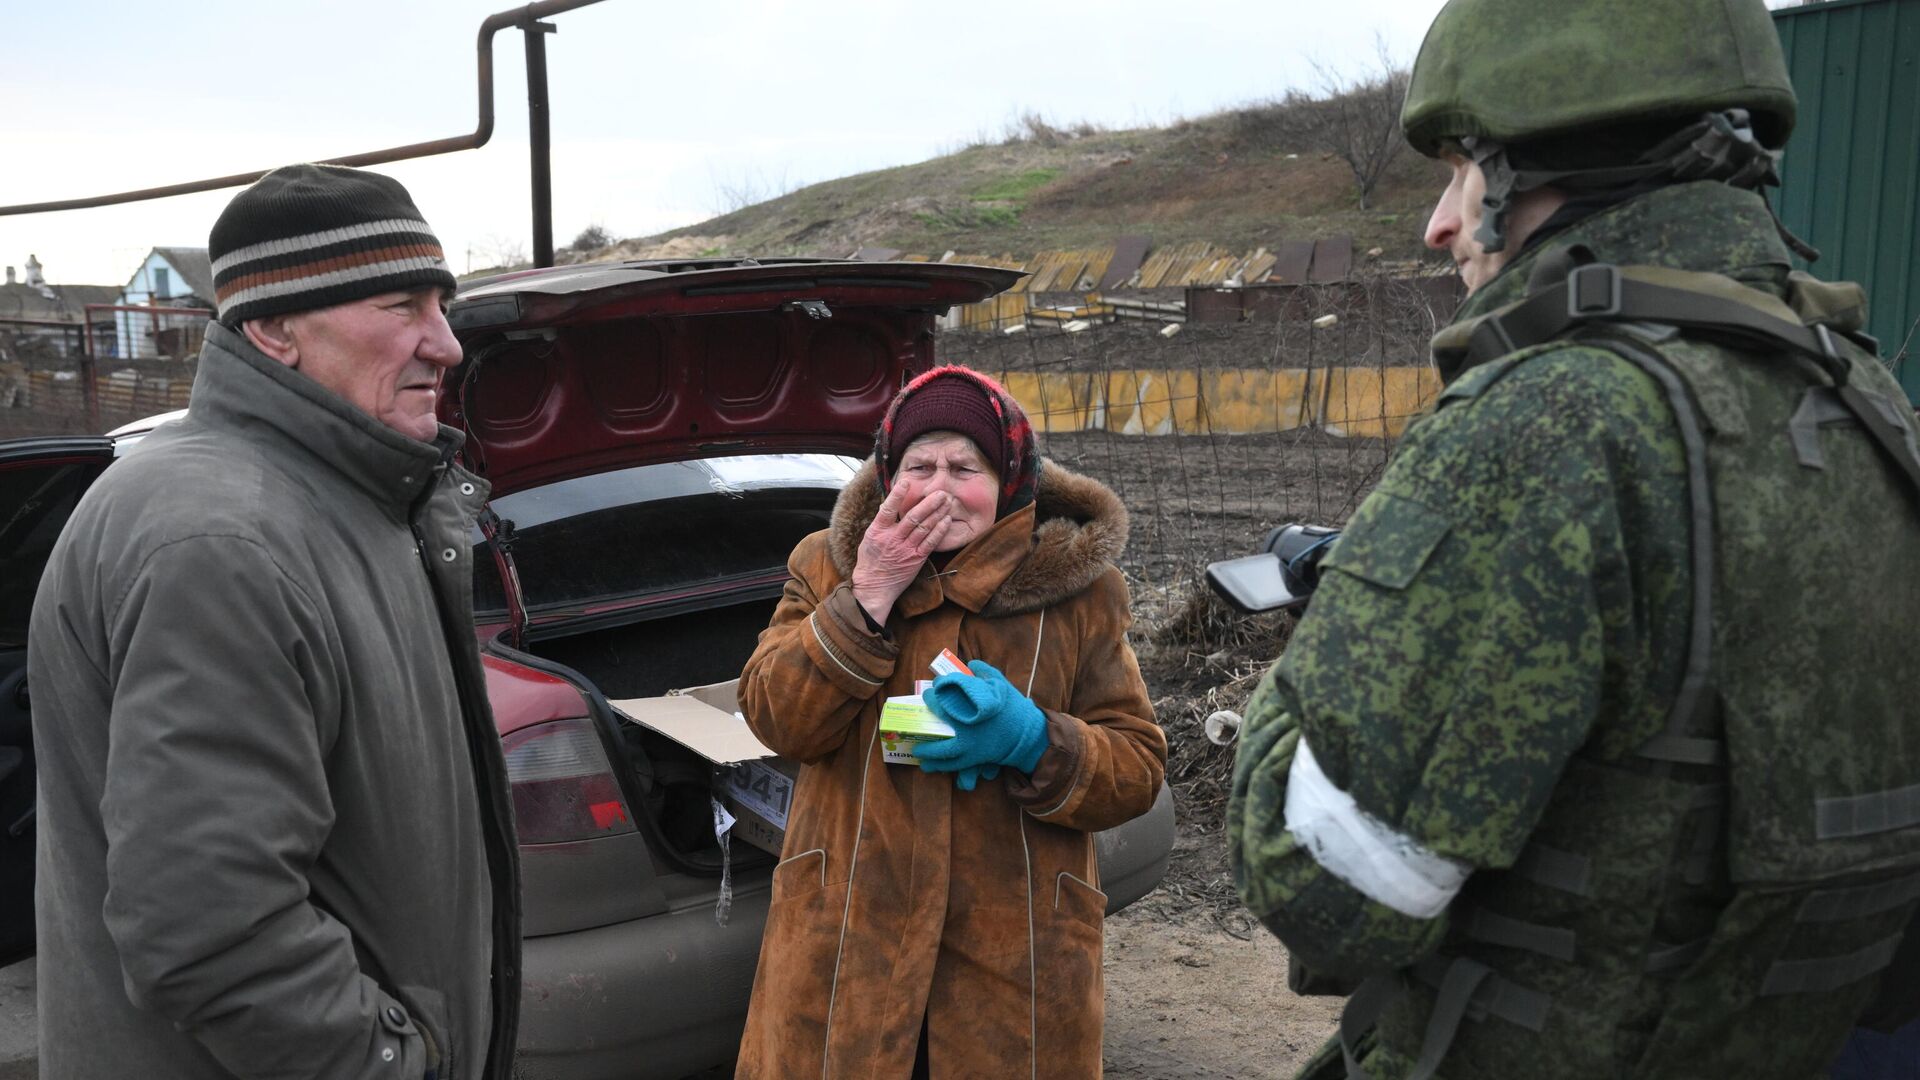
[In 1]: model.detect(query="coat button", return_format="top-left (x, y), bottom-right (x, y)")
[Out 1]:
top-left (384, 1005), bottom-right (407, 1027)
top-left (441, 548), bottom-right (458, 562)
top-left (460, 482), bottom-right (476, 496)
top-left (381, 1047), bottom-right (396, 1062)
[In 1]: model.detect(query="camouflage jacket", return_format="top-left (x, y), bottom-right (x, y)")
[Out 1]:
top-left (1228, 181), bottom-right (1920, 1078)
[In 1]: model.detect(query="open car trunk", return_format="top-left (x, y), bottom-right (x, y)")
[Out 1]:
top-left (445, 259), bottom-right (1021, 884)
top-left (524, 595), bottom-right (784, 870)
top-left (470, 455), bottom-right (854, 882)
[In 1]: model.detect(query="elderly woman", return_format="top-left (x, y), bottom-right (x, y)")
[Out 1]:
top-left (735, 365), bottom-right (1166, 1080)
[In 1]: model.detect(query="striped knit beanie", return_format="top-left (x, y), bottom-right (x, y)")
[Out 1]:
top-left (209, 163), bottom-right (457, 326)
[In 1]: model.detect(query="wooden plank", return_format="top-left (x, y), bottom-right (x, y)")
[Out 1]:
top-left (1270, 240), bottom-right (1315, 284)
top-left (1076, 246), bottom-right (1116, 292)
top-left (1096, 235), bottom-right (1151, 291)
top-left (1308, 235), bottom-right (1353, 283)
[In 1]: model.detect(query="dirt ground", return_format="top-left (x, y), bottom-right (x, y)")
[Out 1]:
top-left (1101, 854), bottom-right (1341, 1079)
top-left (939, 282), bottom-right (1454, 375)
top-left (1059, 419), bottom-right (1368, 1078)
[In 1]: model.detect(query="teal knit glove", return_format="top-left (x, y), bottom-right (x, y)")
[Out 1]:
top-left (914, 660), bottom-right (1049, 788)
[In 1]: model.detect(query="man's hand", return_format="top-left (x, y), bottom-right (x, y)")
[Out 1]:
top-left (851, 484), bottom-right (956, 626)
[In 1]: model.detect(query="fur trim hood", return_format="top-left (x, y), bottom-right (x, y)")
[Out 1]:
top-left (827, 455), bottom-right (1128, 617)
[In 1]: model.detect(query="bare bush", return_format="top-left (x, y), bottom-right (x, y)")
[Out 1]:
top-left (466, 235), bottom-right (529, 274)
top-left (568, 223), bottom-right (613, 252)
top-left (1003, 110), bottom-right (1066, 147)
top-left (998, 111), bottom-right (1105, 148)
top-left (707, 165), bottom-right (798, 216)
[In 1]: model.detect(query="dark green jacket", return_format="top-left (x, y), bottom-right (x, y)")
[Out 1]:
top-left (1228, 182), bottom-right (1920, 1078)
top-left (30, 323), bottom-right (520, 1080)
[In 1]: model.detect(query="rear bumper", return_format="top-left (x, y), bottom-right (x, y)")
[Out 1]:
top-left (514, 884), bottom-right (769, 1080)
top-left (1099, 784), bottom-right (1176, 913)
top-left (511, 784), bottom-right (1173, 1080)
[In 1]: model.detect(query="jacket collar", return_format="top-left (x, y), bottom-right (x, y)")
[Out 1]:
top-left (186, 321), bottom-right (465, 512)
top-left (1434, 182), bottom-right (1794, 383)
top-left (827, 456), bottom-right (1129, 617)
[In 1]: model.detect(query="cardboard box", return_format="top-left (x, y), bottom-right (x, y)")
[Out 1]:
top-left (608, 679), bottom-right (799, 857)
top-left (878, 693), bottom-right (957, 766)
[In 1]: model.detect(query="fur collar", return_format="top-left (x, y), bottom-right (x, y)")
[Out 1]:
top-left (827, 457), bottom-right (1129, 616)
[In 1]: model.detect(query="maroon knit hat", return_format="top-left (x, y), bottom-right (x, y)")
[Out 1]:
top-left (887, 374), bottom-right (1006, 478)
top-left (875, 365), bottom-right (1041, 515)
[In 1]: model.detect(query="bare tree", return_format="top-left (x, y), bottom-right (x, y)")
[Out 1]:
top-left (466, 235), bottom-right (529, 274)
top-left (1289, 37), bottom-right (1411, 211)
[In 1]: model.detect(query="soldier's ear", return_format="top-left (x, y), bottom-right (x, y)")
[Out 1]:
top-left (243, 314), bottom-right (300, 368)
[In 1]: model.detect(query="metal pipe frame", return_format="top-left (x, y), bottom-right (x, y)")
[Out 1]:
top-left (0, 0), bottom-right (604, 269)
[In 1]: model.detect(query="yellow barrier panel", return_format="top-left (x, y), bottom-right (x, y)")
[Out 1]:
top-left (986, 367), bottom-right (1441, 437)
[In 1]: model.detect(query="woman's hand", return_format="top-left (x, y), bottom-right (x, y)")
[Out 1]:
top-left (913, 660), bottom-right (1050, 784)
top-left (851, 484), bottom-right (956, 626)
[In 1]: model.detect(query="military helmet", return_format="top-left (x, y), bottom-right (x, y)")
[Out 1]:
top-left (1401, 0), bottom-right (1797, 159)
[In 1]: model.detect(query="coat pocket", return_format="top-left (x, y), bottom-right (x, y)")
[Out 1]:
top-left (740, 850), bottom-right (850, 1077)
top-left (1035, 872), bottom-right (1106, 1078)
top-left (394, 985), bottom-right (449, 1078)
top-left (772, 847), bottom-right (831, 903)
top-left (1053, 872), bottom-right (1108, 930)
top-left (1319, 492), bottom-right (1451, 590)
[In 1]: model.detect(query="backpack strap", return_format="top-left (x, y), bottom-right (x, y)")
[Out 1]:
top-left (1465, 263), bottom-right (1920, 512)
top-left (1573, 328), bottom-right (1722, 768)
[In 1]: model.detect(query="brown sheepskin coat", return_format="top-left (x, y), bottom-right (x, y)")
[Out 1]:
top-left (736, 457), bottom-right (1166, 1080)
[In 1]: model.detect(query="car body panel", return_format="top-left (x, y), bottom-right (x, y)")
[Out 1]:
top-left (515, 881), bottom-right (773, 1080)
top-left (481, 654), bottom-right (589, 736)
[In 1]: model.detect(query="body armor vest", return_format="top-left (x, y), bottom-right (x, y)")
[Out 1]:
top-left (1336, 261), bottom-right (1920, 1079)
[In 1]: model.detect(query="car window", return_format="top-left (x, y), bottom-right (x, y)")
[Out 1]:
top-left (0, 461), bottom-right (104, 645)
top-left (472, 454), bottom-right (858, 615)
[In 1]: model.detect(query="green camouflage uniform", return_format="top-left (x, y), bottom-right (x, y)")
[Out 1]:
top-left (1227, 179), bottom-right (1920, 1078)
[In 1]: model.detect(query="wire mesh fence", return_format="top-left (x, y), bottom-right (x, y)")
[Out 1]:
top-left (938, 270), bottom-right (1460, 592)
top-left (934, 267), bottom-right (1463, 845)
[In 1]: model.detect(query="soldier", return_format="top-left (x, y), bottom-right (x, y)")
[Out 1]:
top-left (1225, 1), bottom-right (1920, 1077)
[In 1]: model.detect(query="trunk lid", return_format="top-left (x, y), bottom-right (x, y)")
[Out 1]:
top-left (443, 258), bottom-right (1021, 497)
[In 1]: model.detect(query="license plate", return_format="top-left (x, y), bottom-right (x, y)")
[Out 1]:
top-left (725, 760), bottom-right (794, 828)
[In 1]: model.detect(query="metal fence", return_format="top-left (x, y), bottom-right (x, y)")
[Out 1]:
top-left (89, 303), bottom-right (212, 363)
top-left (0, 304), bottom-right (206, 437)
top-left (939, 270), bottom-right (1459, 590)
top-left (0, 275), bottom-right (1455, 587)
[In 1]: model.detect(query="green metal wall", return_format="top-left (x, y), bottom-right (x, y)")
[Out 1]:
top-left (1774, 0), bottom-right (1920, 399)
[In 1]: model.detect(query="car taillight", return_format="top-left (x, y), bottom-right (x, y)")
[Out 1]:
top-left (501, 718), bottom-right (637, 845)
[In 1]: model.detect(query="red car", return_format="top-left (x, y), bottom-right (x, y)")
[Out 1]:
top-left (0, 258), bottom-right (1175, 1079)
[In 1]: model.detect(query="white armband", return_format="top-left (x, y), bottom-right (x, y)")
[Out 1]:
top-left (1283, 736), bottom-right (1470, 919)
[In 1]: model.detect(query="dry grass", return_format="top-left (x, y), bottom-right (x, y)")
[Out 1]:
top-left (582, 100), bottom-right (1449, 264)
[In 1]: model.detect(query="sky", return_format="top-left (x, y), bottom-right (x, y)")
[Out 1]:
top-left (0, 0), bottom-right (1468, 287)
top-left (1, 0), bottom-right (1791, 288)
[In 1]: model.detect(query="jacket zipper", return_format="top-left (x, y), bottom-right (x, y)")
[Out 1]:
top-left (409, 461), bottom-right (522, 1080)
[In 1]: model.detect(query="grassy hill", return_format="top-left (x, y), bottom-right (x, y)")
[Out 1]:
top-left (572, 103), bottom-right (1452, 266)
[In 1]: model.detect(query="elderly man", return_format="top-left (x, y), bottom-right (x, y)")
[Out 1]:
top-left (1227, 1), bottom-right (1920, 1077)
top-left (29, 164), bottom-right (518, 1080)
